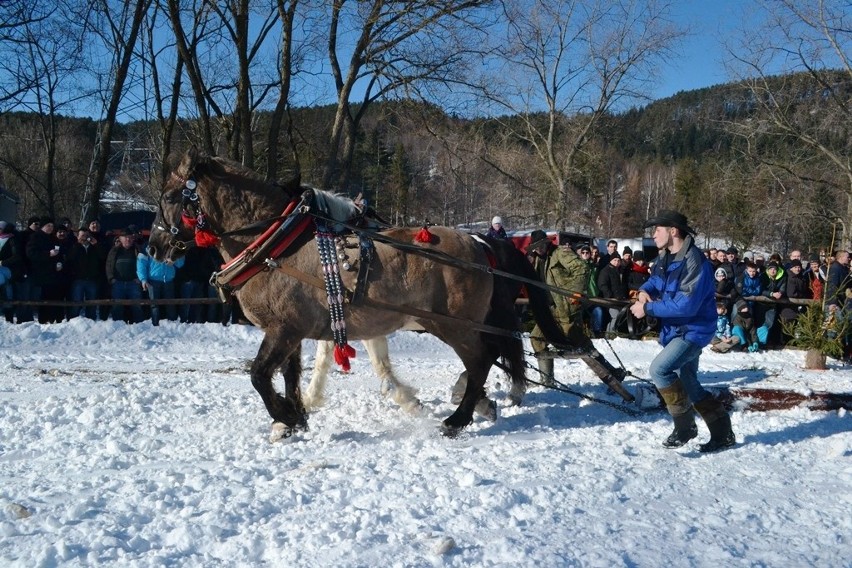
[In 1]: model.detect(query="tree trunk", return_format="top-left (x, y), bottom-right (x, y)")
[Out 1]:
top-left (804, 349), bottom-right (827, 371)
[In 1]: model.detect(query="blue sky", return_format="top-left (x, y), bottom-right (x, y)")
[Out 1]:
top-left (651, 1), bottom-right (745, 99)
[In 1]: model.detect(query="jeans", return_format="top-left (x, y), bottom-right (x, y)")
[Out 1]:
top-left (146, 280), bottom-right (176, 325)
top-left (70, 279), bottom-right (99, 319)
top-left (111, 280), bottom-right (144, 323)
top-left (588, 306), bottom-right (605, 335)
top-left (648, 336), bottom-right (710, 404)
top-left (179, 280), bottom-right (203, 323)
top-left (14, 279), bottom-right (33, 322)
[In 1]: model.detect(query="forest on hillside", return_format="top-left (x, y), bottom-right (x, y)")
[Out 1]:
top-left (0, 1), bottom-right (849, 253)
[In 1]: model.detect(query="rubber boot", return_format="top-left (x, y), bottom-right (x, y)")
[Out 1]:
top-left (536, 355), bottom-right (556, 387)
top-left (694, 396), bottom-right (736, 453)
top-left (658, 381), bottom-right (697, 448)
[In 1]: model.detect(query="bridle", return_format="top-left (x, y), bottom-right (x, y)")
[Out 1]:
top-left (153, 172), bottom-right (217, 251)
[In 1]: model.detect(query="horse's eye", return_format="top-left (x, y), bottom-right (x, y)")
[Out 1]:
top-left (164, 192), bottom-right (181, 205)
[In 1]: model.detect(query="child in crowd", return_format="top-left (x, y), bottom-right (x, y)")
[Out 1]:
top-left (712, 299), bottom-right (759, 353)
top-left (710, 301), bottom-right (732, 351)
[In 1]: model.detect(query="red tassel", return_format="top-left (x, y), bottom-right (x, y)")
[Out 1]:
top-left (414, 226), bottom-right (435, 244)
top-left (194, 229), bottom-right (220, 248)
top-left (181, 212), bottom-right (198, 227)
top-left (333, 343), bottom-right (356, 372)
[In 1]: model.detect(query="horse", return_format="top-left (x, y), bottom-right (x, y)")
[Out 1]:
top-left (148, 147), bottom-right (569, 440)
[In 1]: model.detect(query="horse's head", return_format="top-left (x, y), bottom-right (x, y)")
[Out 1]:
top-left (149, 147), bottom-right (206, 263)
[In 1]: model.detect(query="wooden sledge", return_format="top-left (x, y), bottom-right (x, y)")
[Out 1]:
top-left (715, 387), bottom-right (852, 412)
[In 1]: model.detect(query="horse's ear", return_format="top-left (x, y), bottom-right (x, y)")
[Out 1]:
top-left (177, 146), bottom-right (201, 180)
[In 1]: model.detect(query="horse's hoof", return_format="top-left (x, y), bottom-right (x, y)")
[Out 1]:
top-left (474, 398), bottom-right (498, 422)
top-left (440, 422), bottom-right (463, 438)
top-left (507, 392), bottom-right (524, 407)
top-left (269, 420), bottom-right (309, 443)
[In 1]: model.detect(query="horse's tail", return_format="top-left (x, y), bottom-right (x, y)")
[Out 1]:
top-left (476, 236), bottom-right (570, 401)
top-left (482, 236), bottom-right (571, 350)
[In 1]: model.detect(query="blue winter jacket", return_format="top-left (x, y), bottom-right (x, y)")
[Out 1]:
top-left (640, 238), bottom-right (717, 347)
top-left (137, 252), bottom-right (184, 283)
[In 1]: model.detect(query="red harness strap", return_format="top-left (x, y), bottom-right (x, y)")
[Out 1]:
top-left (217, 198), bottom-right (310, 289)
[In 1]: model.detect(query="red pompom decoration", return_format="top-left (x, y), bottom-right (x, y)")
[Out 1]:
top-left (414, 226), bottom-right (435, 244)
top-left (194, 229), bottom-right (220, 248)
top-left (333, 343), bottom-right (357, 372)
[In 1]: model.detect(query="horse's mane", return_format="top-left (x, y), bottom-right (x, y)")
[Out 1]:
top-left (205, 156), bottom-right (360, 221)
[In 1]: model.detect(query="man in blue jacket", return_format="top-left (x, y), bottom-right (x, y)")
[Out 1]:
top-left (630, 210), bottom-right (735, 452)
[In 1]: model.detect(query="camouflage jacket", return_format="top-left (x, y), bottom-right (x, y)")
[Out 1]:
top-left (535, 246), bottom-right (589, 320)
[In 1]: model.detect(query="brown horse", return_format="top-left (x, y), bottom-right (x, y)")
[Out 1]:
top-left (149, 148), bottom-right (568, 440)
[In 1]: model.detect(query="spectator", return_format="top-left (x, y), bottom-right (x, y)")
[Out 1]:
top-left (26, 217), bottom-right (64, 323)
top-left (52, 225), bottom-right (74, 318)
top-left (85, 219), bottom-right (111, 320)
top-left (106, 229), bottom-right (144, 323)
top-left (14, 216), bottom-right (41, 322)
top-left (66, 229), bottom-right (107, 320)
top-left (713, 299), bottom-right (759, 353)
top-left (598, 239), bottom-right (618, 270)
top-left (707, 248), bottom-right (719, 268)
top-left (824, 249), bottom-right (850, 310)
top-left (785, 250), bottom-right (803, 271)
top-left (759, 261), bottom-right (787, 347)
top-left (709, 301), bottom-right (733, 352)
top-left (806, 253), bottom-right (825, 300)
top-left (714, 266), bottom-right (738, 311)
top-left (577, 244), bottom-right (605, 338)
top-left (0, 221), bottom-right (23, 322)
top-left (627, 250), bottom-right (650, 293)
top-left (486, 216), bottom-right (507, 239)
top-left (526, 229), bottom-right (630, 399)
top-left (715, 249), bottom-right (727, 266)
top-left (177, 246), bottom-right (222, 324)
top-left (137, 247), bottom-right (184, 326)
top-left (779, 262), bottom-right (808, 340)
top-left (597, 253), bottom-right (628, 334)
top-left (721, 246), bottom-right (746, 280)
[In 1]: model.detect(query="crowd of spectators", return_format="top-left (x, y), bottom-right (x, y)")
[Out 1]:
top-left (0, 216), bottom-right (237, 326)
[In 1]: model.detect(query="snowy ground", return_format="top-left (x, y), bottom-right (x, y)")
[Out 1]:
top-left (0, 319), bottom-right (850, 567)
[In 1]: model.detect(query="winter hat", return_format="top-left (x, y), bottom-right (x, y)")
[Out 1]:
top-left (27, 216), bottom-right (40, 226)
top-left (0, 221), bottom-right (8, 232)
top-left (766, 261), bottom-right (780, 270)
top-left (714, 267), bottom-right (727, 279)
top-left (633, 250), bottom-right (644, 261)
top-left (491, 216), bottom-right (502, 225)
top-left (622, 246), bottom-right (632, 255)
top-left (40, 216), bottom-right (54, 226)
top-left (726, 246), bottom-right (738, 255)
top-left (808, 253), bottom-right (820, 263)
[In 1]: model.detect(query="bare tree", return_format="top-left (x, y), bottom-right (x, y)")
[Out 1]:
top-left (76, 0), bottom-right (153, 223)
top-left (479, 0), bottom-right (683, 227)
top-left (322, 0), bottom-right (492, 191)
top-left (726, 0), bottom-right (852, 245)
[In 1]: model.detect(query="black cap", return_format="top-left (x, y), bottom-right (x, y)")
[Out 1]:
top-left (633, 250), bottom-right (644, 261)
top-left (643, 210), bottom-right (696, 236)
top-left (622, 246), bottom-right (632, 255)
top-left (726, 246), bottom-right (738, 255)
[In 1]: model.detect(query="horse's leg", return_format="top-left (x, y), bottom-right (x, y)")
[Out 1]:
top-left (362, 337), bottom-right (421, 414)
top-left (303, 340), bottom-right (334, 410)
top-left (249, 328), bottom-right (307, 441)
top-left (432, 330), bottom-right (494, 436)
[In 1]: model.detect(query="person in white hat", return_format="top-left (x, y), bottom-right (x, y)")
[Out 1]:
top-left (486, 216), bottom-right (507, 239)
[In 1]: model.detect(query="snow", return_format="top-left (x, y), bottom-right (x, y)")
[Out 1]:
top-left (1, 319), bottom-right (850, 567)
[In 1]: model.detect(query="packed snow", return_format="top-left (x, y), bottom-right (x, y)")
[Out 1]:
top-left (0, 319), bottom-right (850, 567)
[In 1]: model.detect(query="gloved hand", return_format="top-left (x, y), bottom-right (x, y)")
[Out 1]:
top-left (748, 343), bottom-right (759, 353)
